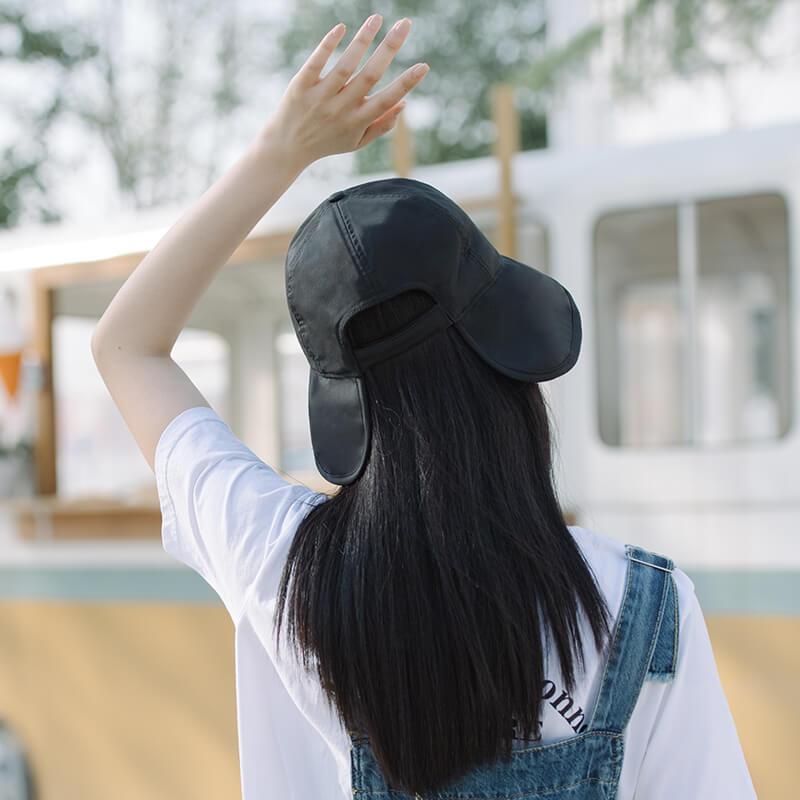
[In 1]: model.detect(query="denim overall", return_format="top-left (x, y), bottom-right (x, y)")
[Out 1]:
top-left (349, 546), bottom-right (679, 799)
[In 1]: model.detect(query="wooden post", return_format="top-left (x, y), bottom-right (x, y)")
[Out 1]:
top-left (491, 84), bottom-right (520, 258)
top-left (391, 111), bottom-right (414, 178)
top-left (32, 274), bottom-right (56, 495)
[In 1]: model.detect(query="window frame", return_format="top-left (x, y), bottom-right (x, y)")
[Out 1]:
top-left (592, 189), bottom-right (794, 450)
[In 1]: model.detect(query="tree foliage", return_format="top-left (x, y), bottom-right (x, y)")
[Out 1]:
top-left (0, 5), bottom-right (98, 227)
top-left (0, 0), bottom-right (792, 230)
top-left (0, 0), bottom-right (264, 229)
top-left (275, 1), bottom-right (549, 173)
top-left (73, 0), bottom-right (255, 210)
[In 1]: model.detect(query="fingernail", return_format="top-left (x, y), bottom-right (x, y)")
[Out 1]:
top-left (367, 14), bottom-right (381, 30)
top-left (413, 63), bottom-right (429, 77)
top-left (329, 23), bottom-right (345, 36)
top-left (393, 18), bottom-right (410, 34)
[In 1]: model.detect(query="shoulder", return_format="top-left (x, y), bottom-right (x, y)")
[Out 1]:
top-left (567, 525), bottom-right (699, 625)
top-left (156, 406), bottom-right (320, 496)
top-left (567, 525), bottom-right (629, 619)
top-left (154, 405), bottom-right (328, 621)
top-left (567, 524), bottom-right (627, 569)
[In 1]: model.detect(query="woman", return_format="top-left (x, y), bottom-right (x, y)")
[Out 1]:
top-left (92, 15), bottom-right (755, 800)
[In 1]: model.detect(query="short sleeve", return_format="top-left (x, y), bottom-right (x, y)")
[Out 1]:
top-left (155, 406), bottom-right (324, 624)
top-left (632, 572), bottom-right (757, 799)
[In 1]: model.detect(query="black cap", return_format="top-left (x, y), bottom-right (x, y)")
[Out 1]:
top-left (285, 177), bottom-right (581, 485)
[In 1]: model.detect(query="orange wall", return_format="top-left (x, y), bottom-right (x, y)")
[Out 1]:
top-left (706, 617), bottom-right (799, 800)
top-left (0, 604), bottom-right (793, 799)
top-left (0, 603), bottom-right (239, 800)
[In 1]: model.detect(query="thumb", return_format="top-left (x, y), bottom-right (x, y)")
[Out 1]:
top-left (357, 102), bottom-right (406, 149)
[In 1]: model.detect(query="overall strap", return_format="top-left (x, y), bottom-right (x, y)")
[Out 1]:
top-left (587, 545), bottom-right (678, 733)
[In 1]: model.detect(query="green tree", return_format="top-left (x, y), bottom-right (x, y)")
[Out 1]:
top-left (74, 0), bottom-right (252, 210)
top-left (278, 0), bottom-right (789, 173)
top-left (1, 0), bottom-right (261, 228)
top-left (275, 1), bottom-right (550, 173)
top-left (0, 5), bottom-right (98, 228)
top-left (2, 0), bottom-right (791, 230)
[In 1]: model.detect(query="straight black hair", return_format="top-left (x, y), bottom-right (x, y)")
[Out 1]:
top-left (275, 289), bottom-right (609, 796)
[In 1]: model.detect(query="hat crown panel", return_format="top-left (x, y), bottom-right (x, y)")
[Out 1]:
top-left (287, 187), bottom-right (497, 376)
top-left (286, 203), bottom-right (371, 374)
top-left (348, 192), bottom-right (496, 314)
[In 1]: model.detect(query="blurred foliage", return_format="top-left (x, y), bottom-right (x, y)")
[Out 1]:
top-left (0, 0), bottom-right (792, 229)
top-left (0, 6), bottom-right (99, 228)
top-left (0, 0), bottom-right (259, 228)
top-left (0, 440), bottom-right (33, 458)
top-left (275, 1), bottom-right (550, 173)
top-left (74, 0), bottom-right (253, 210)
top-left (523, 0), bottom-right (786, 97)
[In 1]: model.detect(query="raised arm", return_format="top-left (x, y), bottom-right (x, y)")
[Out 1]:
top-left (91, 15), bottom-right (428, 471)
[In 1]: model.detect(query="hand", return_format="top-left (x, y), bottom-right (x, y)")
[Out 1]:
top-left (260, 14), bottom-right (429, 172)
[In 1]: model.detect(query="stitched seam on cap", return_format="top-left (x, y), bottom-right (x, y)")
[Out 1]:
top-left (332, 201), bottom-right (371, 285)
top-left (290, 186), bottom-right (493, 371)
top-left (331, 200), bottom-right (375, 362)
top-left (286, 217), bottom-right (324, 372)
top-left (463, 238), bottom-right (495, 279)
top-left (286, 299), bottom-right (320, 371)
top-left (342, 188), bottom-right (486, 279)
top-left (454, 258), bottom-right (504, 323)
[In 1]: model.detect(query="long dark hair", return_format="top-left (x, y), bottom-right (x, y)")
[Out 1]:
top-left (275, 289), bottom-right (609, 795)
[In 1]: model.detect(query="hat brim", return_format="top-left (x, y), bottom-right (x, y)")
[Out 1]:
top-left (455, 255), bottom-right (581, 382)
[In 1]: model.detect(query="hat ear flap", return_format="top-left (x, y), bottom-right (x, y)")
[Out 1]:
top-left (309, 371), bottom-right (370, 485)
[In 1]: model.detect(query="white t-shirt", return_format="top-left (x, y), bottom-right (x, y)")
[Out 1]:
top-left (155, 406), bottom-right (757, 800)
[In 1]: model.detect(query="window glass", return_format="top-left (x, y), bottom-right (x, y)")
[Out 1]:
top-left (53, 317), bottom-right (229, 498)
top-left (594, 206), bottom-right (684, 446)
top-left (696, 194), bottom-right (791, 443)
top-left (594, 193), bottom-right (791, 447)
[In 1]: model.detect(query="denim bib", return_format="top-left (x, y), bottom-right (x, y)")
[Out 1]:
top-left (349, 546), bottom-right (679, 799)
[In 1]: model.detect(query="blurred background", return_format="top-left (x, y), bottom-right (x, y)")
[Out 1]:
top-left (0, 0), bottom-right (798, 797)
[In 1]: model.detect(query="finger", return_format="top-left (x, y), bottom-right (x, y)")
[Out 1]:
top-left (357, 102), bottom-right (406, 149)
top-left (320, 14), bottom-right (383, 95)
top-left (340, 17), bottom-right (412, 100)
top-left (292, 23), bottom-right (347, 89)
top-left (357, 63), bottom-right (429, 123)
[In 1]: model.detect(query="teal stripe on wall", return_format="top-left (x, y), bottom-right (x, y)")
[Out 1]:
top-left (0, 566), bottom-right (798, 614)
top-left (0, 566), bottom-right (218, 603)
top-left (689, 570), bottom-right (800, 615)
